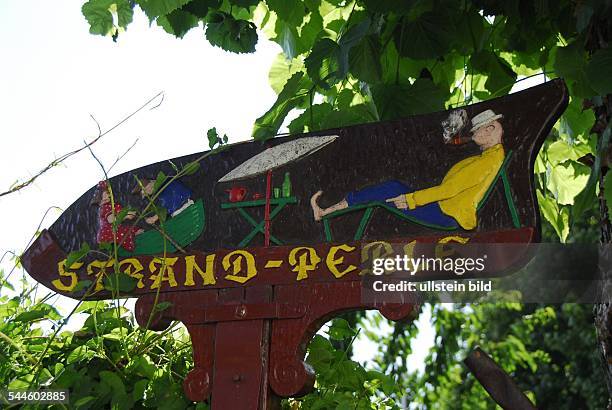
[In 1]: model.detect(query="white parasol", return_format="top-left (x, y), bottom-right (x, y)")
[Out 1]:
top-left (218, 135), bottom-right (339, 182)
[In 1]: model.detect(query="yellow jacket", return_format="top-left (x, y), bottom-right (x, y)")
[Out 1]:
top-left (405, 144), bottom-right (505, 230)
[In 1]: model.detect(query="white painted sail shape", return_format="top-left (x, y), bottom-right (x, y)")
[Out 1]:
top-left (218, 135), bottom-right (339, 182)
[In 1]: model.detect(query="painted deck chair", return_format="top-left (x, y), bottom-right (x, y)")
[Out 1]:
top-left (321, 150), bottom-right (521, 242)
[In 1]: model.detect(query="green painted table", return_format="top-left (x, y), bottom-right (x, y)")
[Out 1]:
top-left (221, 196), bottom-right (298, 247)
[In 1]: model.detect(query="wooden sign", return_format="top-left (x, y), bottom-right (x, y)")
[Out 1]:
top-left (21, 79), bottom-right (568, 408)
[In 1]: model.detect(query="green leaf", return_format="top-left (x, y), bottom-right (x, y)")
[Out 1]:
top-left (133, 379), bottom-right (149, 401)
top-left (100, 371), bottom-right (130, 410)
top-left (74, 396), bottom-right (97, 409)
top-left (75, 300), bottom-right (104, 313)
top-left (273, 22), bottom-right (299, 59)
top-left (268, 54), bottom-right (305, 94)
top-left (230, 0), bottom-right (259, 8)
top-left (153, 301), bottom-right (173, 312)
top-left (337, 18), bottom-right (371, 77)
top-left (554, 42), bottom-right (596, 98)
top-left (573, 124), bottom-right (611, 221)
top-left (371, 79), bottom-right (446, 120)
top-left (115, 0), bottom-right (134, 27)
top-left (553, 43), bottom-right (585, 80)
top-left (157, 9), bottom-right (199, 38)
top-left (546, 140), bottom-right (592, 165)
top-left (306, 334), bottom-right (335, 372)
top-left (299, 10), bottom-right (324, 53)
top-left (181, 161), bottom-right (200, 175)
top-left (546, 162), bottom-right (589, 205)
top-left (586, 47), bottom-right (612, 96)
top-left (252, 72), bottom-right (312, 140)
top-left (136, 0), bottom-right (191, 21)
top-left (305, 38), bottom-right (340, 88)
top-left (394, 12), bottom-right (453, 60)
top-left (67, 345), bottom-right (94, 364)
top-left (66, 242), bottom-right (91, 268)
top-left (206, 127), bottom-right (228, 149)
top-left (153, 171), bottom-right (168, 193)
top-left (470, 51), bottom-right (517, 96)
top-left (205, 12), bottom-right (258, 53)
top-left (266, 0), bottom-right (306, 26)
top-left (328, 318), bottom-right (356, 340)
top-left (103, 272), bottom-right (138, 293)
top-left (114, 207), bottom-right (131, 227)
top-left (184, 0), bottom-right (221, 18)
top-left (132, 355), bottom-right (157, 379)
top-left (288, 103), bottom-right (334, 133)
top-left (207, 127), bottom-right (220, 149)
top-left (72, 280), bottom-right (94, 293)
top-left (14, 305), bottom-right (60, 323)
top-left (537, 190), bottom-right (569, 242)
top-left (82, 1), bottom-right (112, 35)
top-left (360, 0), bottom-right (412, 14)
top-left (348, 34), bottom-right (382, 83)
top-left (560, 99), bottom-right (595, 140)
top-left (380, 39), bottom-right (422, 85)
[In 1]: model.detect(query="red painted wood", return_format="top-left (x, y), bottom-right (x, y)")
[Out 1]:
top-left (210, 286), bottom-right (273, 409)
top-left (184, 324), bottom-right (216, 402)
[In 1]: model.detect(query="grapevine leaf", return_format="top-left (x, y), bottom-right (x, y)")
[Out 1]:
top-left (394, 12), bottom-right (453, 60)
top-left (157, 9), bottom-right (199, 38)
top-left (229, 0), bottom-right (258, 8)
top-left (183, 0), bottom-right (221, 18)
top-left (252, 72), bottom-right (312, 140)
top-left (371, 79), bottom-right (446, 120)
top-left (136, 0), bottom-right (191, 21)
top-left (586, 47), bottom-right (612, 96)
top-left (82, 0), bottom-right (116, 35)
top-left (349, 34), bottom-right (382, 83)
top-left (268, 53), bottom-right (305, 94)
top-left (266, 0), bottom-right (306, 26)
top-left (205, 12), bottom-right (258, 53)
top-left (305, 38), bottom-right (340, 88)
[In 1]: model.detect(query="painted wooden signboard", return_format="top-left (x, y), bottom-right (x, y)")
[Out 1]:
top-left (21, 79), bottom-right (568, 408)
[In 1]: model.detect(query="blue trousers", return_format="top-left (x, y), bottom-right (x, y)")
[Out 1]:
top-left (346, 180), bottom-right (458, 228)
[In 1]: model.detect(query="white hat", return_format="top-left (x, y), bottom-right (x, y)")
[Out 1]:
top-left (470, 109), bottom-right (503, 132)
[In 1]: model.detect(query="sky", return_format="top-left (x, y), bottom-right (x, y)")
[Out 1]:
top-left (0, 2), bottom-right (436, 374)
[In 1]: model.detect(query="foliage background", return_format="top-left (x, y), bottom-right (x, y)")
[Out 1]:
top-left (2, 0), bottom-right (611, 408)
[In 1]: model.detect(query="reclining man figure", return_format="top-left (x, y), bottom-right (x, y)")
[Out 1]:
top-left (310, 109), bottom-right (505, 231)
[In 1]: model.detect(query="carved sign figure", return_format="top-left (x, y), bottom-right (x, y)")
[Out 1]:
top-left (311, 109), bottom-right (506, 230)
top-left (20, 79), bottom-right (569, 409)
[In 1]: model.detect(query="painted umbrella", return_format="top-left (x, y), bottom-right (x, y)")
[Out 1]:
top-left (218, 135), bottom-right (339, 245)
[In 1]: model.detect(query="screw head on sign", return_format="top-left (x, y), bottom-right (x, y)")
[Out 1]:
top-left (235, 305), bottom-right (247, 318)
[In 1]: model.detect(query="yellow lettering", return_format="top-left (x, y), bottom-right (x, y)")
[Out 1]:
top-left (435, 236), bottom-right (470, 259)
top-left (360, 241), bottom-right (393, 275)
top-left (223, 250), bottom-right (257, 284)
top-left (289, 247), bottom-right (321, 281)
top-left (185, 254), bottom-right (216, 286)
top-left (52, 259), bottom-right (83, 292)
top-left (149, 257), bottom-right (179, 289)
top-left (119, 258), bottom-right (144, 289)
top-left (326, 244), bottom-right (357, 278)
top-left (87, 259), bottom-right (114, 292)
